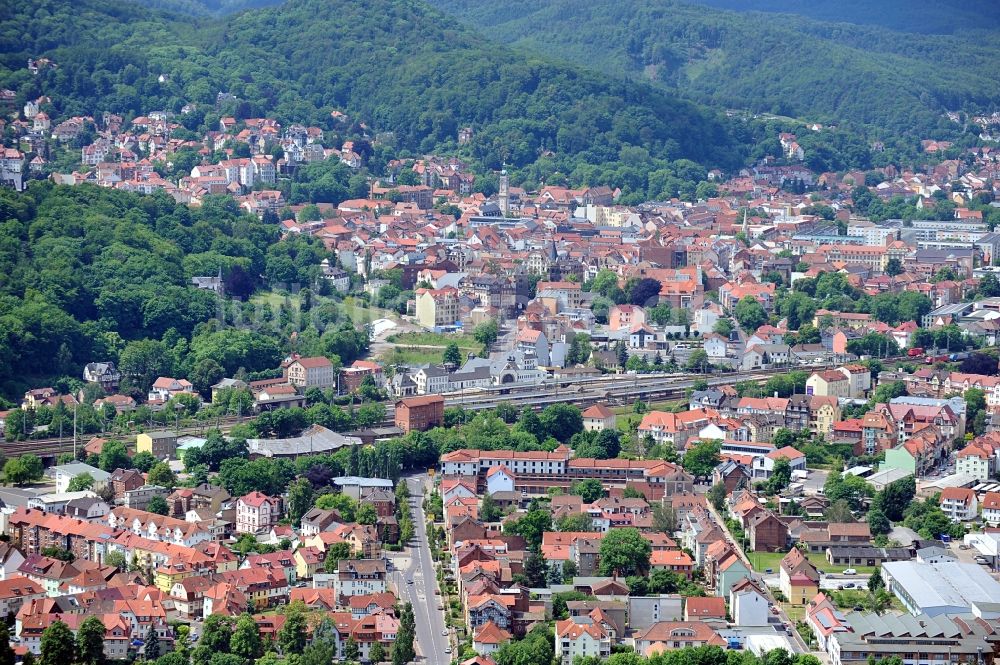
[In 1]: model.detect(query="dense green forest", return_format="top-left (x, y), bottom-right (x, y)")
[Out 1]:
top-left (136, 0), bottom-right (280, 16)
top-left (0, 0), bottom-right (745, 175)
top-left (430, 0), bottom-right (1000, 136)
top-left (0, 183), bottom-right (373, 403)
top-left (685, 0), bottom-right (1000, 34)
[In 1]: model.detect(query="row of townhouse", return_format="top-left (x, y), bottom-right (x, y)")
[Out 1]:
top-left (640, 396), bottom-right (844, 450)
top-left (439, 447), bottom-right (693, 500)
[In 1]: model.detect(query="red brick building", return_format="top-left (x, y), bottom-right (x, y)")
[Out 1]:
top-left (746, 510), bottom-right (789, 552)
top-left (395, 395), bottom-right (444, 433)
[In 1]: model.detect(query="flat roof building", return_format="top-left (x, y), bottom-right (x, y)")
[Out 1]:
top-left (881, 560), bottom-right (1000, 616)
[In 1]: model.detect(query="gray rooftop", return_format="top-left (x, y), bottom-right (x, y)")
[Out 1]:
top-left (51, 462), bottom-right (110, 481)
top-left (333, 476), bottom-right (394, 489)
top-left (882, 561), bottom-right (1000, 613)
top-left (248, 424), bottom-right (361, 457)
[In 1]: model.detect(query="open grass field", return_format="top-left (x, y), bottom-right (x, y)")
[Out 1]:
top-left (380, 347), bottom-right (447, 366)
top-left (386, 331), bottom-right (479, 349)
top-left (747, 550), bottom-right (880, 575)
top-left (251, 291), bottom-right (300, 310)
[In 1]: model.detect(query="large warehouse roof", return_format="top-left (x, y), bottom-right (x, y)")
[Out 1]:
top-left (882, 561), bottom-right (1000, 613)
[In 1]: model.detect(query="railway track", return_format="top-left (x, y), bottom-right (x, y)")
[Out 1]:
top-left (1, 354), bottom-right (914, 460)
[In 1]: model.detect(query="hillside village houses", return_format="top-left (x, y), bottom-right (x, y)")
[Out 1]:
top-left (9, 66), bottom-right (1000, 665)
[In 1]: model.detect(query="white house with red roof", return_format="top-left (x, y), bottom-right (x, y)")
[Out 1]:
top-left (485, 466), bottom-right (514, 496)
top-left (285, 356), bottom-right (335, 388)
top-left (938, 487), bottom-right (977, 522)
top-left (236, 491), bottom-right (283, 534)
top-left (515, 328), bottom-right (549, 366)
top-left (441, 478), bottom-right (478, 504)
top-left (148, 377), bottom-right (195, 402)
top-left (473, 621), bottom-right (511, 656)
top-left (751, 446), bottom-right (806, 480)
top-left (582, 404), bottom-right (616, 432)
top-left (555, 615), bottom-right (611, 665)
top-left (955, 436), bottom-right (1000, 480)
top-left (982, 492), bottom-right (1000, 527)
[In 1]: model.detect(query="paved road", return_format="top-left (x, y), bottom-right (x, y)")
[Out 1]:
top-left (704, 501), bottom-right (809, 654)
top-left (391, 474), bottom-right (451, 664)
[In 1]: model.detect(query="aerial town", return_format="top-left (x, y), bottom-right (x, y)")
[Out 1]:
top-left (2, 10), bottom-right (1000, 665)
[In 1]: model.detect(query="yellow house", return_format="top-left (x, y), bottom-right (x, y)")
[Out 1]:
top-left (810, 396), bottom-right (841, 436)
top-left (806, 370), bottom-right (851, 399)
top-left (155, 562), bottom-right (200, 593)
top-left (294, 546), bottom-right (325, 580)
top-left (136, 430), bottom-right (178, 459)
top-left (786, 574), bottom-right (818, 606)
top-left (779, 548), bottom-right (820, 606)
top-left (414, 287), bottom-right (459, 329)
top-left (198, 542), bottom-right (240, 573)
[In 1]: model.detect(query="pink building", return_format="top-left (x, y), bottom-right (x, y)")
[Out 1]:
top-left (608, 304), bottom-right (645, 331)
top-left (236, 492), bottom-right (282, 535)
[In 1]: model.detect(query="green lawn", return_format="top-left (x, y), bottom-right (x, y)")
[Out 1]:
top-left (386, 331), bottom-right (479, 349)
top-left (748, 551), bottom-right (787, 573)
top-left (747, 549), bottom-right (879, 575)
top-left (342, 298), bottom-right (397, 326)
top-left (783, 604), bottom-right (807, 624)
top-left (380, 347), bottom-right (447, 366)
top-left (251, 291), bottom-right (301, 310)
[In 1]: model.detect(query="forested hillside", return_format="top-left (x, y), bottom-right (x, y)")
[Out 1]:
top-left (431, 0), bottom-right (1000, 136)
top-left (136, 0), bottom-right (280, 16)
top-left (0, 0), bottom-right (746, 174)
top-left (0, 183), bottom-right (370, 402)
top-left (686, 0), bottom-right (1000, 34)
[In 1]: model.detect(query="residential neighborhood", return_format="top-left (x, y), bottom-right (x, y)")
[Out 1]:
top-left (2, 9), bottom-right (1000, 665)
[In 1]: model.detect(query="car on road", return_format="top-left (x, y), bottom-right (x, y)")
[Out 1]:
top-left (441, 629), bottom-right (448, 636)
top-left (843, 583), bottom-right (855, 589)
top-left (843, 568), bottom-right (857, 575)
top-left (407, 578), bottom-right (414, 584)
top-left (444, 648), bottom-right (452, 654)
top-left (437, 603), bottom-right (444, 610)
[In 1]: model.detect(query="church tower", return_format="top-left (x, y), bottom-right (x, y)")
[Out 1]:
top-left (498, 165), bottom-right (510, 217)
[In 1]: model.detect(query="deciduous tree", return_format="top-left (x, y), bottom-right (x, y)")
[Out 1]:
top-left (599, 527), bottom-right (651, 576)
top-left (40, 621), bottom-right (75, 665)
